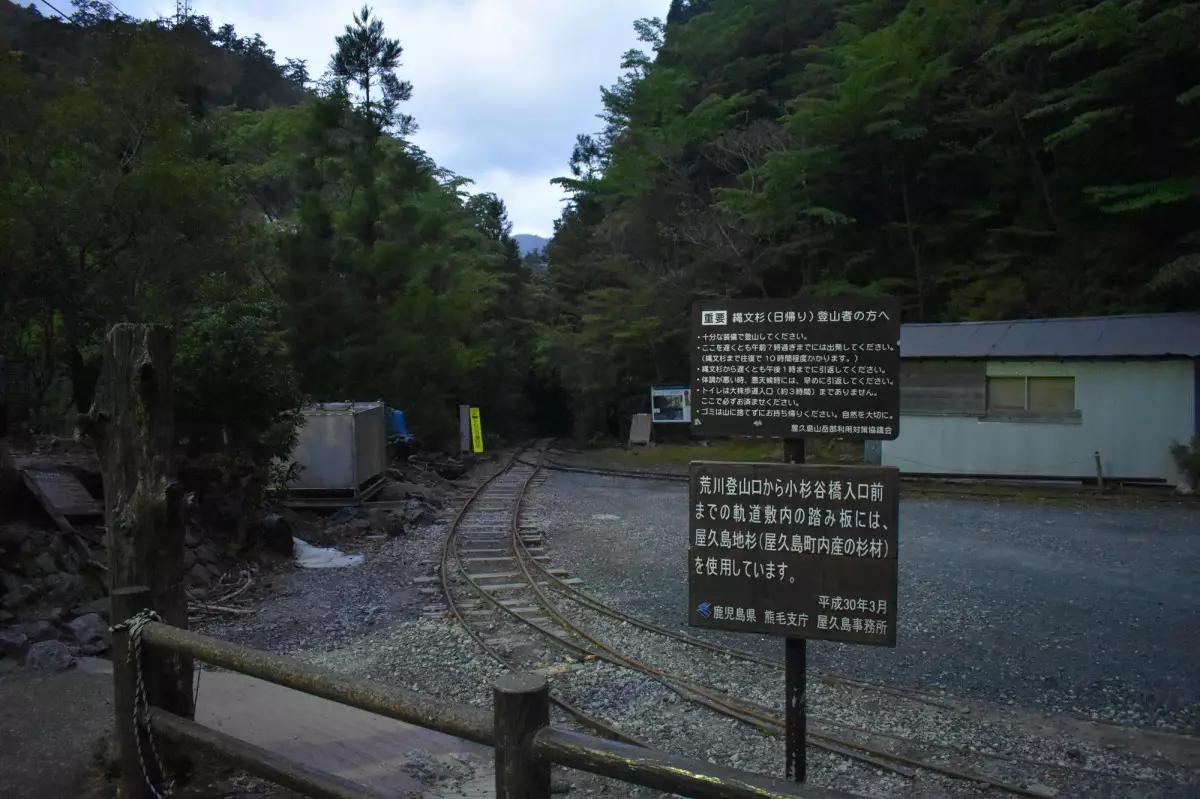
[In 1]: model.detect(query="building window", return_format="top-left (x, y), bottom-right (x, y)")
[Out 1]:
top-left (985, 375), bottom-right (1078, 421)
top-left (900, 360), bottom-right (986, 416)
top-left (1027, 376), bottom-right (1075, 412)
top-left (985, 377), bottom-right (1026, 411)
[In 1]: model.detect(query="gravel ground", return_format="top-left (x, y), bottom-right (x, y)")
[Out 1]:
top-left (531, 471), bottom-right (1200, 733)
top-left (192, 455), bottom-right (1200, 798)
top-left (194, 461), bottom-right (501, 654)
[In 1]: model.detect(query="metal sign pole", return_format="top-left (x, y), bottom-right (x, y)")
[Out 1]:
top-left (782, 437), bottom-right (806, 783)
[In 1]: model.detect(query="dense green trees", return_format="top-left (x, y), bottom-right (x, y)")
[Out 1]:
top-left (5, 0), bottom-right (1198, 447)
top-left (539, 0), bottom-right (1200, 437)
top-left (1, 1), bottom-right (542, 452)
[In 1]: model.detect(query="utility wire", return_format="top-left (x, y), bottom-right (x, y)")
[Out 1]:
top-left (39, 0), bottom-right (134, 24)
top-left (37, 0), bottom-right (80, 24)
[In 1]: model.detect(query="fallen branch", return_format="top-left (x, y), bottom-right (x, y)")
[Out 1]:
top-left (212, 572), bottom-right (255, 604)
top-left (186, 602), bottom-right (256, 616)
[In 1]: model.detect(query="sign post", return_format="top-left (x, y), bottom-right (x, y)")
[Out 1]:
top-left (687, 296), bottom-right (902, 784)
top-left (782, 437), bottom-right (806, 782)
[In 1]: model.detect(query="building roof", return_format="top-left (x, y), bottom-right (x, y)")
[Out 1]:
top-left (900, 313), bottom-right (1200, 359)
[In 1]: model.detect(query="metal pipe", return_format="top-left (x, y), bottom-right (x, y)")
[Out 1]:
top-left (532, 727), bottom-right (867, 799)
top-left (149, 708), bottom-right (386, 799)
top-left (140, 622), bottom-right (493, 746)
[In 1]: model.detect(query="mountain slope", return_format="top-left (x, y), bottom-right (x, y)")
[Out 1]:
top-left (514, 234), bottom-right (548, 255)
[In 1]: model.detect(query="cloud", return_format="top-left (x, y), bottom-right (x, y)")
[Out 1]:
top-left (467, 167), bottom-right (569, 239)
top-left (76, 0), bottom-right (668, 236)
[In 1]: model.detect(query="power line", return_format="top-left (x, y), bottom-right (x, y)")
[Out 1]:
top-left (37, 0), bottom-right (80, 24)
top-left (37, 0), bottom-right (134, 24)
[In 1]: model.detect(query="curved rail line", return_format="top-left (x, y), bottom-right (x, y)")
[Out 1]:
top-left (438, 450), bottom-right (644, 747)
top-left (441, 446), bottom-right (1064, 797)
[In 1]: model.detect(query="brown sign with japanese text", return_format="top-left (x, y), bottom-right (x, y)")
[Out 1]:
top-left (687, 461), bottom-right (899, 647)
top-left (690, 297), bottom-right (901, 440)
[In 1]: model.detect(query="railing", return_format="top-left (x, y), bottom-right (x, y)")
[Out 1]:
top-left (113, 617), bottom-right (866, 799)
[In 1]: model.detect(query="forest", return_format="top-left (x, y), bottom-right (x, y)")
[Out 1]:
top-left (2, 0), bottom-right (1199, 457)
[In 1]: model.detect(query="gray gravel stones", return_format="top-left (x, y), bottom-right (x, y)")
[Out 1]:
top-left (522, 469), bottom-right (1199, 797)
top-left (190, 457), bottom-right (1200, 798)
top-left (195, 471), bottom-right (489, 654)
top-left (533, 471), bottom-right (1200, 732)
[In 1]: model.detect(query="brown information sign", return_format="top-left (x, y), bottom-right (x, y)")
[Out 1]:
top-left (687, 461), bottom-right (899, 647)
top-left (690, 297), bottom-right (901, 440)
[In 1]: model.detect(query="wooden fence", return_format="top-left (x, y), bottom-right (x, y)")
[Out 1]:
top-left (110, 609), bottom-right (864, 799)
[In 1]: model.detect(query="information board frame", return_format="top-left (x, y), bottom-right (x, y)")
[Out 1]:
top-left (650, 385), bottom-right (691, 424)
top-left (690, 297), bottom-right (901, 441)
top-left (686, 461), bottom-right (899, 648)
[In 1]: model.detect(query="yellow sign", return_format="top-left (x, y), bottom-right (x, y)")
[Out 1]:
top-left (469, 407), bottom-right (484, 453)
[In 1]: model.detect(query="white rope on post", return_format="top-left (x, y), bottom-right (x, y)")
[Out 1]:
top-left (110, 610), bottom-right (169, 799)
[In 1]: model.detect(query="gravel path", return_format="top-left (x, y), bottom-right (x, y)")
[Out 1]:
top-left (531, 471), bottom-right (1200, 733)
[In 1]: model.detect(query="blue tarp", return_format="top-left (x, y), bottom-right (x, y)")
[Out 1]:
top-left (387, 408), bottom-right (412, 442)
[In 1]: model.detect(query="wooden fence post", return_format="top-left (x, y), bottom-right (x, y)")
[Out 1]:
top-left (494, 673), bottom-right (551, 799)
top-left (88, 324), bottom-right (194, 795)
top-left (111, 586), bottom-right (153, 798)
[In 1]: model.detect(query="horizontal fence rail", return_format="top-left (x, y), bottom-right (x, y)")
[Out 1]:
top-left (140, 622), bottom-right (493, 745)
top-left (119, 622), bottom-right (866, 799)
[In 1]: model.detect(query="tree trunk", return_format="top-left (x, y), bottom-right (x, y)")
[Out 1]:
top-left (64, 314), bottom-right (103, 418)
top-left (88, 323), bottom-right (194, 793)
top-left (899, 157), bottom-right (925, 322)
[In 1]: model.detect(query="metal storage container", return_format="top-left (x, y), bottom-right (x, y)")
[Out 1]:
top-left (287, 401), bottom-right (388, 505)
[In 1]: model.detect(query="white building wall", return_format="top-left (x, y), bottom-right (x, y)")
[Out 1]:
top-left (882, 359), bottom-right (1196, 483)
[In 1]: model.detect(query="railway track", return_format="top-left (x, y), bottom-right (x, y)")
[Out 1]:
top-left (428, 444), bottom-right (1171, 797)
top-left (523, 448), bottom-right (1188, 505)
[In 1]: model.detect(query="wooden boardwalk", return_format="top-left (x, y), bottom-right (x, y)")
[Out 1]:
top-left (80, 658), bottom-right (495, 796)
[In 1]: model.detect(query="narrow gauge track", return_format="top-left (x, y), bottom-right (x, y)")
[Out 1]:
top-left (434, 454), bottom-right (644, 746)
top-left (525, 449), bottom-right (1183, 505)
top-left (435, 446), bottom-right (1148, 798)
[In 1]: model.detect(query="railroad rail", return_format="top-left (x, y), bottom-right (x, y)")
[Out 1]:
top-left (432, 444), bottom-right (1182, 797)
top-left (524, 449), bottom-right (1187, 505)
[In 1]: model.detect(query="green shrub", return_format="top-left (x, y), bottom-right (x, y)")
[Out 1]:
top-left (1169, 437), bottom-right (1200, 490)
top-left (175, 289), bottom-right (304, 533)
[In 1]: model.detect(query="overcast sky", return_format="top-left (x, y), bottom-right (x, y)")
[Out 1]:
top-left (34, 0), bottom-right (668, 236)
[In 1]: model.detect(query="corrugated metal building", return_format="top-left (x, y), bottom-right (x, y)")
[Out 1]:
top-left (881, 313), bottom-right (1200, 484)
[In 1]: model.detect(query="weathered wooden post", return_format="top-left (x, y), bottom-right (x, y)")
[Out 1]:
top-left (88, 323), bottom-right (194, 798)
top-left (493, 673), bottom-right (551, 799)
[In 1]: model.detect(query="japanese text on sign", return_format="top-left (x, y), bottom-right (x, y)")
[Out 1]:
top-left (690, 297), bottom-right (901, 440)
top-left (469, 407), bottom-right (484, 453)
top-left (687, 461), bottom-right (900, 647)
